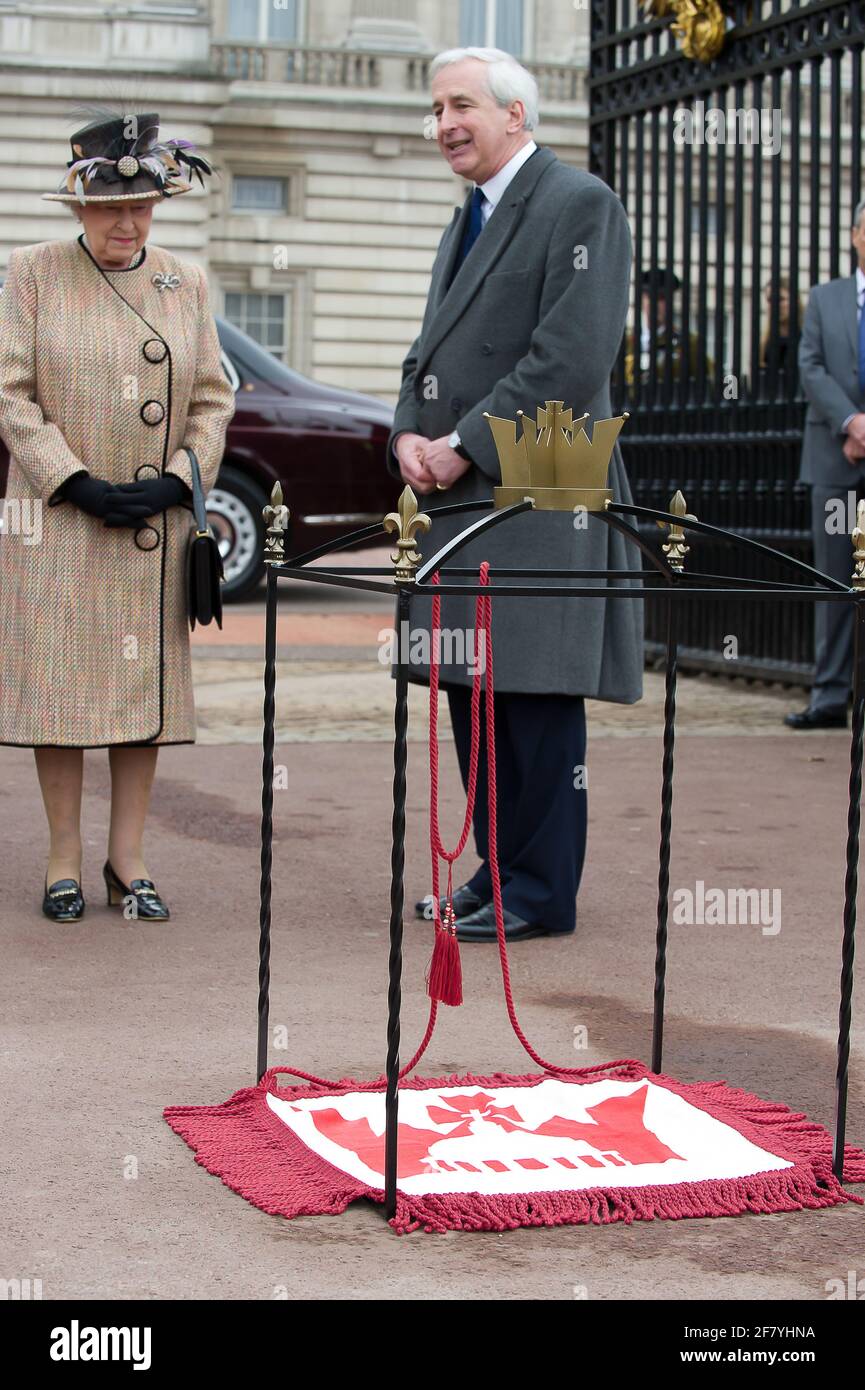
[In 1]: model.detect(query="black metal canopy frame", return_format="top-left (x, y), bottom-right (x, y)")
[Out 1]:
top-left (255, 487), bottom-right (861, 1223)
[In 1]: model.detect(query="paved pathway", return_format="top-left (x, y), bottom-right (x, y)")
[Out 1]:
top-left (2, 564), bottom-right (861, 1300)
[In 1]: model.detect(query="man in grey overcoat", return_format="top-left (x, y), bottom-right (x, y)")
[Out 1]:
top-left (787, 199), bottom-right (865, 729)
top-left (388, 47), bottom-right (643, 942)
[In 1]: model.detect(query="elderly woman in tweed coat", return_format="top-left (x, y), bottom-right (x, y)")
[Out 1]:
top-left (0, 110), bottom-right (235, 923)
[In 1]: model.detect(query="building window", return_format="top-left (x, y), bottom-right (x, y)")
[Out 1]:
top-left (228, 0), bottom-right (299, 41)
top-left (232, 175), bottom-right (288, 212)
top-left (224, 292), bottom-right (289, 360)
top-left (460, 0), bottom-right (524, 56)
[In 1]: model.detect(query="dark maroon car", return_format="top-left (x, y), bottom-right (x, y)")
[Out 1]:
top-left (0, 316), bottom-right (398, 600)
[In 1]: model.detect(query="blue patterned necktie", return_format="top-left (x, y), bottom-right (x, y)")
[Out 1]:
top-left (452, 186), bottom-right (486, 279)
top-left (858, 285), bottom-right (865, 396)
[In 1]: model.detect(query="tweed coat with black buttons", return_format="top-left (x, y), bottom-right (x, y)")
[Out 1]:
top-left (0, 236), bottom-right (235, 747)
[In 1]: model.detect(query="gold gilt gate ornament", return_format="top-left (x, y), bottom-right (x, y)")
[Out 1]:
top-left (639, 0), bottom-right (734, 63)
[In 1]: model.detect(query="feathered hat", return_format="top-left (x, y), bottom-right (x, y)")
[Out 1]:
top-left (43, 109), bottom-right (214, 204)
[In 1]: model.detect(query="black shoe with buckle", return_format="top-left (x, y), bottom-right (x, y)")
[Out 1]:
top-left (103, 861), bottom-right (170, 920)
top-left (42, 877), bottom-right (85, 922)
top-left (784, 705), bottom-right (848, 730)
top-left (415, 883), bottom-right (488, 921)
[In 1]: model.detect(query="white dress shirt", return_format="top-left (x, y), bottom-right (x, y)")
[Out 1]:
top-left (476, 140), bottom-right (538, 225)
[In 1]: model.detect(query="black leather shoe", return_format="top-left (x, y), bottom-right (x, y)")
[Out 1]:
top-left (415, 883), bottom-right (488, 921)
top-left (42, 877), bottom-right (85, 922)
top-left (103, 861), bottom-right (170, 920)
top-left (784, 706), bottom-right (847, 730)
top-left (455, 902), bottom-right (575, 943)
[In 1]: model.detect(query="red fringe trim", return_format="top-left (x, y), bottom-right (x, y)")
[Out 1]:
top-left (164, 1063), bottom-right (865, 1235)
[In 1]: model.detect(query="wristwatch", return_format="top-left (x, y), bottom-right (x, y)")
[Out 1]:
top-left (448, 429), bottom-right (472, 462)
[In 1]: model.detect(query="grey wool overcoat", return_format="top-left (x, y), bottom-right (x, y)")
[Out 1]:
top-left (0, 236), bottom-right (235, 747)
top-left (387, 146), bottom-right (644, 700)
top-left (798, 276), bottom-right (865, 487)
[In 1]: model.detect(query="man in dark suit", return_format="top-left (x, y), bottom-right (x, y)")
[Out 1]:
top-left (786, 200), bottom-right (865, 729)
top-left (388, 47), bottom-right (643, 943)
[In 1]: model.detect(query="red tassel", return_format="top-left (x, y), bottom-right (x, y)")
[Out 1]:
top-left (427, 916), bottom-right (463, 1007)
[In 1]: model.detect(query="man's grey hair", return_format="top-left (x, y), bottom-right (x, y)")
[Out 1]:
top-left (430, 47), bottom-right (540, 131)
top-left (854, 198), bottom-right (865, 229)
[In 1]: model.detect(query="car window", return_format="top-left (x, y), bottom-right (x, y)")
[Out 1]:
top-left (220, 350), bottom-right (240, 393)
top-left (215, 317), bottom-right (299, 392)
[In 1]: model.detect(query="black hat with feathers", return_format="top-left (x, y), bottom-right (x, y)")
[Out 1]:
top-left (43, 105), bottom-right (214, 204)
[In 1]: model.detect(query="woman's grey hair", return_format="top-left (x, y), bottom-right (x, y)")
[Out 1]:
top-left (430, 47), bottom-right (540, 130)
top-left (854, 198), bottom-right (865, 229)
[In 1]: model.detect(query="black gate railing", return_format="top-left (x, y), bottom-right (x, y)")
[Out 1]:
top-left (590, 0), bottom-right (865, 681)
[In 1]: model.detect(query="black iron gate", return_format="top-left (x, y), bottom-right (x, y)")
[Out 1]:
top-left (590, 0), bottom-right (865, 681)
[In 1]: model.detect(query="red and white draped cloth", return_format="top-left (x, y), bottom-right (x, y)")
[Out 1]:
top-left (165, 565), bottom-right (865, 1232)
top-left (164, 1061), bottom-right (865, 1234)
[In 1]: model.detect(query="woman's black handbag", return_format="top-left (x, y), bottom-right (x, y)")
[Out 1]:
top-left (185, 446), bottom-right (224, 630)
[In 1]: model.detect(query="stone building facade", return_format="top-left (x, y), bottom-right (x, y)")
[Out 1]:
top-left (0, 0), bottom-right (589, 401)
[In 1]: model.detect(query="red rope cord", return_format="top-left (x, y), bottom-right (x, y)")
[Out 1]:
top-left (428, 570), bottom-right (485, 924)
top-left (260, 1001), bottom-right (438, 1092)
top-left (478, 566), bottom-right (638, 1079)
top-left (262, 562), bottom-right (639, 1093)
top-left (399, 1000), bottom-right (437, 1078)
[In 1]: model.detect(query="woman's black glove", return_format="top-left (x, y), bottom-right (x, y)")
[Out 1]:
top-left (103, 474), bottom-right (190, 528)
top-left (60, 472), bottom-right (117, 519)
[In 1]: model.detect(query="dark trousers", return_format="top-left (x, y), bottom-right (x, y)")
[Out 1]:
top-left (446, 686), bottom-right (587, 934)
top-left (809, 484), bottom-right (864, 711)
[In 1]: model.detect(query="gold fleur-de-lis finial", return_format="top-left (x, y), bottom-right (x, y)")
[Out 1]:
top-left (383, 486), bottom-right (432, 584)
top-left (852, 498), bottom-right (865, 589)
top-left (657, 489), bottom-right (697, 573)
top-left (262, 481), bottom-right (290, 565)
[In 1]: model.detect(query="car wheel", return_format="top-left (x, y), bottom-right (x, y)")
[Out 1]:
top-left (206, 466), bottom-right (272, 602)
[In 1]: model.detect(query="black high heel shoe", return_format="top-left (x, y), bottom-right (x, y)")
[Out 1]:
top-left (103, 861), bottom-right (170, 920)
top-left (42, 878), bottom-right (85, 922)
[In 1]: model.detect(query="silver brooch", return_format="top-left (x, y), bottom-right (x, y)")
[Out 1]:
top-left (151, 272), bottom-right (181, 292)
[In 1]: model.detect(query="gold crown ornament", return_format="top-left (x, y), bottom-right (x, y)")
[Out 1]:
top-left (484, 401), bottom-right (629, 512)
